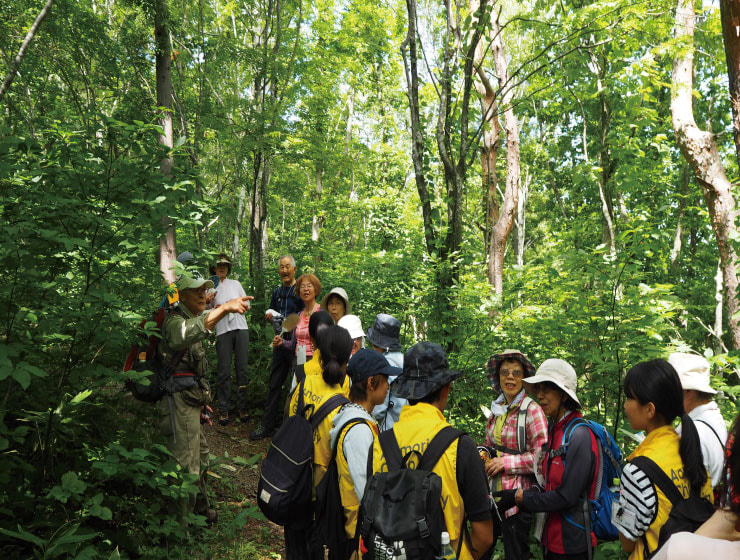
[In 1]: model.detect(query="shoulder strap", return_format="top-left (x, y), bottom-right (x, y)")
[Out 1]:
top-left (516, 396), bottom-right (533, 453)
top-left (378, 428), bottom-right (404, 471)
top-left (310, 394), bottom-right (350, 430)
top-left (694, 418), bottom-right (724, 448)
top-left (419, 426), bottom-right (463, 471)
top-left (335, 416), bottom-right (372, 454)
top-left (297, 379), bottom-right (307, 416)
top-left (550, 417), bottom-right (587, 459)
top-left (630, 456), bottom-right (684, 505)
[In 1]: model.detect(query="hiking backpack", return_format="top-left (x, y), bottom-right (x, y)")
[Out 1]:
top-left (552, 418), bottom-right (623, 544)
top-left (123, 307), bottom-right (186, 402)
top-left (257, 381), bottom-right (349, 528)
top-left (630, 456), bottom-right (715, 559)
top-left (314, 416), bottom-right (372, 558)
top-left (358, 426), bottom-right (464, 560)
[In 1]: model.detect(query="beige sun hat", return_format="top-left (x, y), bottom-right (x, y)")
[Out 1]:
top-left (523, 358), bottom-right (581, 407)
top-left (668, 352), bottom-right (716, 395)
top-left (321, 287), bottom-right (351, 314)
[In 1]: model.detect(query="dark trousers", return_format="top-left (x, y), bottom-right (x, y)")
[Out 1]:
top-left (284, 525), bottom-right (322, 560)
top-left (502, 510), bottom-right (533, 560)
top-left (481, 510), bottom-right (532, 560)
top-left (545, 552), bottom-right (589, 560)
top-left (215, 328), bottom-right (249, 412)
top-left (260, 346), bottom-right (294, 431)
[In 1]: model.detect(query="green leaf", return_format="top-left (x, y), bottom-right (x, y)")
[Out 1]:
top-left (11, 368), bottom-right (30, 390)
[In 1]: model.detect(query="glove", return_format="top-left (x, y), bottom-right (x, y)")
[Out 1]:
top-left (494, 489), bottom-right (517, 513)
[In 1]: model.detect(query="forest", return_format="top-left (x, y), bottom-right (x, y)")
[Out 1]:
top-left (1, 0), bottom-right (740, 557)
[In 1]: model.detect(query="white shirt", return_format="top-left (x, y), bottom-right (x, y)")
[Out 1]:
top-left (677, 401), bottom-right (728, 487)
top-left (212, 278), bottom-right (248, 336)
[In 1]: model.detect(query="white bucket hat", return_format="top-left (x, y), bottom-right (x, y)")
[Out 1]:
top-left (337, 314), bottom-right (364, 339)
top-left (524, 358), bottom-right (581, 407)
top-left (668, 352), bottom-right (716, 395)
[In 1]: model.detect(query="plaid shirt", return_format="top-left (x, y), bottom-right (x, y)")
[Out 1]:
top-left (485, 392), bottom-right (548, 517)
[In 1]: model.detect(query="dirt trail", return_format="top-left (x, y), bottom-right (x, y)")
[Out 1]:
top-left (204, 413), bottom-right (285, 558)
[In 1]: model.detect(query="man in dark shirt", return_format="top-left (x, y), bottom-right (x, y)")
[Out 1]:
top-left (251, 255), bottom-right (304, 440)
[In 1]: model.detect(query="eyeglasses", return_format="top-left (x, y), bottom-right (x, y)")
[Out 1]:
top-left (499, 368), bottom-right (524, 379)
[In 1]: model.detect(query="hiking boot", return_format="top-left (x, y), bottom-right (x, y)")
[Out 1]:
top-left (238, 410), bottom-right (250, 424)
top-left (218, 414), bottom-right (231, 426)
top-left (249, 425), bottom-right (274, 441)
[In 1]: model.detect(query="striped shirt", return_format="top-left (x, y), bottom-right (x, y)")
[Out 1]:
top-left (617, 462), bottom-right (657, 540)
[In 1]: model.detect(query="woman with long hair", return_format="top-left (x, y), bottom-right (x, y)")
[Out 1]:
top-left (615, 359), bottom-right (713, 559)
top-left (652, 411), bottom-right (740, 558)
top-left (285, 325), bottom-right (353, 559)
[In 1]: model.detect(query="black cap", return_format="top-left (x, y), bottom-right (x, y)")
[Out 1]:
top-left (347, 348), bottom-right (401, 383)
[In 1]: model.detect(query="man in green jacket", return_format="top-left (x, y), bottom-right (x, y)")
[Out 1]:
top-left (158, 272), bottom-right (252, 524)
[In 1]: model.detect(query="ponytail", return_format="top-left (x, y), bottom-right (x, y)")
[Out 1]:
top-left (678, 413), bottom-right (708, 494)
top-left (625, 359), bottom-right (708, 494)
top-left (318, 325), bottom-right (352, 386)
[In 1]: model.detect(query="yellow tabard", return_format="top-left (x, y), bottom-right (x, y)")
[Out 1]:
top-left (371, 403), bottom-right (473, 560)
top-left (627, 424), bottom-right (713, 560)
top-left (289, 373), bottom-right (350, 489)
top-left (304, 349), bottom-right (322, 377)
top-left (337, 418), bottom-right (379, 539)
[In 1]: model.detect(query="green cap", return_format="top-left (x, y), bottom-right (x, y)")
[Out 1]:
top-left (176, 274), bottom-right (214, 291)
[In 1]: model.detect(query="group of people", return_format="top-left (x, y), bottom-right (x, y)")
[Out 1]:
top-left (153, 252), bottom-right (740, 560)
top-left (484, 350), bottom-right (738, 560)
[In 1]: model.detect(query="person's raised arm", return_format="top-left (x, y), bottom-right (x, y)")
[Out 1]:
top-left (204, 296), bottom-right (252, 331)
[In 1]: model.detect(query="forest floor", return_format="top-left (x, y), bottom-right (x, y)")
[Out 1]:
top-left (199, 412), bottom-right (285, 560)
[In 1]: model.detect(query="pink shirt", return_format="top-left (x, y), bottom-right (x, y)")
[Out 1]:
top-left (294, 305), bottom-right (321, 358)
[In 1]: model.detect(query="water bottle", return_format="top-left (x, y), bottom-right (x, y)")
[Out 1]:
top-left (439, 531), bottom-right (456, 560)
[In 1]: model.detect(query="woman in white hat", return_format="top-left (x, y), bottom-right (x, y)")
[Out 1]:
top-left (495, 359), bottom-right (601, 560)
top-left (321, 287), bottom-right (350, 323)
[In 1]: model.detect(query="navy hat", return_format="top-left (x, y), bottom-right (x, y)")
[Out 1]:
top-left (347, 349), bottom-right (401, 383)
top-left (392, 342), bottom-right (462, 400)
top-left (366, 313), bottom-right (402, 352)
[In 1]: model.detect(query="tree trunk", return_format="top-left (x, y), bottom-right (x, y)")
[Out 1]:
top-left (672, 0), bottom-right (740, 349)
top-left (720, 0), bottom-right (740, 168)
top-left (155, 0), bottom-right (177, 283)
top-left (670, 165), bottom-right (690, 271)
top-left (513, 170), bottom-right (529, 267)
top-left (487, 13), bottom-right (520, 297)
top-left (401, 0), bottom-right (436, 255)
top-left (0, 0), bottom-right (54, 102)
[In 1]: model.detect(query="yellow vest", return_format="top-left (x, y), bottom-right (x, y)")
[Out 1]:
top-left (627, 425), bottom-right (713, 560)
top-left (336, 417), bottom-right (379, 540)
top-left (289, 373), bottom-right (350, 489)
top-left (372, 403), bottom-right (473, 560)
top-left (304, 349), bottom-right (322, 377)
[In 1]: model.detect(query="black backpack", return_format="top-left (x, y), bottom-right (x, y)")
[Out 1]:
top-left (123, 307), bottom-right (186, 402)
top-left (630, 456), bottom-right (715, 559)
top-left (257, 380), bottom-right (349, 528)
top-left (314, 415), bottom-right (372, 558)
top-left (359, 426), bottom-right (463, 560)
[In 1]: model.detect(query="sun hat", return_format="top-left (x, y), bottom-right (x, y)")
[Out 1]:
top-left (215, 253), bottom-right (232, 273)
top-left (366, 313), bottom-right (402, 352)
top-left (347, 348), bottom-right (401, 383)
top-left (321, 287), bottom-right (351, 314)
top-left (391, 342), bottom-right (462, 400)
top-left (337, 314), bottom-right (364, 339)
top-left (176, 272), bottom-right (214, 292)
top-left (668, 352), bottom-right (716, 395)
top-left (486, 349), bottom-right (536, 392)
top-left (523, 358), bottom-right (581, 407)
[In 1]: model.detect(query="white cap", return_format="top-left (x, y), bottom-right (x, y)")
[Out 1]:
top-left (668, 352), bottom-right (716, 395)
top-left (337, 314), bottom-right (364, 339)
top-left (524, 358), bottom-right (581, 407)
top-left (441, 531), bottom-right (451, 545)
